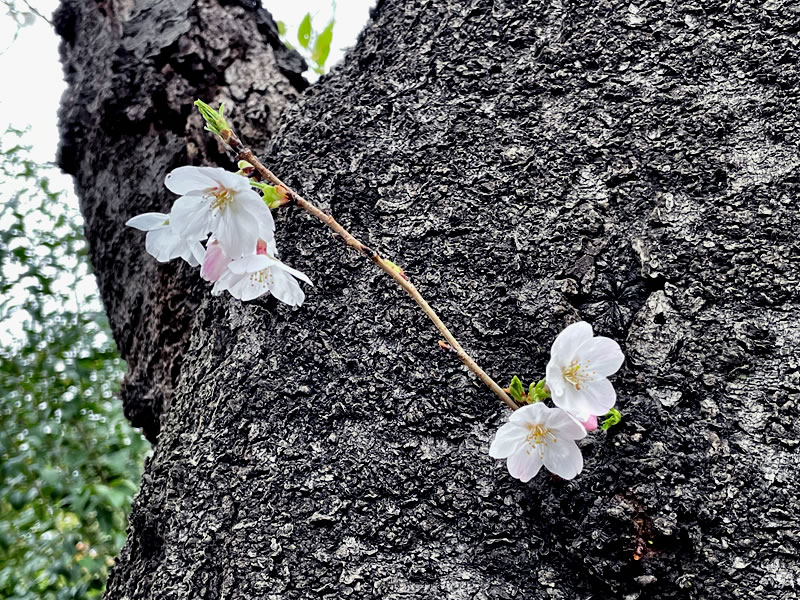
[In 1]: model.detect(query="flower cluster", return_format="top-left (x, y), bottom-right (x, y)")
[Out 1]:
top-left (126, 166), bottom-right (311, 306)
top-left (489, 321), bottom-right (624, 482)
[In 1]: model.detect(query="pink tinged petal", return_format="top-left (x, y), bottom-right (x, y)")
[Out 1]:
top-left (506, 448), bottom-right (544, 483)
top-left (164, 166), bottom-right (226, 195)
top-left (508, 402), bottom-right (549, 425)
top-left (269, 269), bottom-right (306, 307)
top-left (201, 243), bottom-right (232, 282)
top-left (576, 378), bottom-right (617, 418)
top-left (542, 438), bottom-right (584, 480)
top-left (170, 195), bottom-right (211, 239)
top-left (573, 336), bottom-right (625, 378)
top-left (550, 321), bottom-right (593, 364)
top-left (488, 422), bottom-right (528, 458)
top-left (581, 415), bottom-right (599, 432)
top-left (126, 212), bottom-right (169, 231)
top-left (545, 408), bottom-right (588, 441)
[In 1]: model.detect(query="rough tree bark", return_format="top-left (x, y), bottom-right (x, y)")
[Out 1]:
top-left (58, 0), bottom-right (799, 598)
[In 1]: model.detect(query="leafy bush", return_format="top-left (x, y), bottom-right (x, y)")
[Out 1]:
top-left (0, 128), bottom-right (149, 600)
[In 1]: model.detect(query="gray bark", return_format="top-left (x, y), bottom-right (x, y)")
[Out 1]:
top-left (58, 0), bottom-right (800, 598)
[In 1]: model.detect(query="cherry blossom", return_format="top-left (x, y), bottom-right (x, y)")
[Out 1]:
top-left (166, 166), bottom-right (274, 259)
top-left (545, 321), bottom-right (624, 422)
top-left (125, 212), bottom-right (205, 266)
top-left (489, 403), bottom-right (587, 481)
top-left (212, 239), bottom-right (311, 306)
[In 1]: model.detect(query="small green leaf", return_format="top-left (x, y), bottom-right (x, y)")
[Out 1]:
top-left (311, 20), bottom-right (335, 69)
top-left (508, 376), bottom-right (525, 404)
top-left (601, 408), bottom-right (622, 430)
top-left (194, 99), bottom-right (230, 136)
top-left (297, 13), bottom-right (312, 49)
top-left (276, 20), bottom-right (287, 36)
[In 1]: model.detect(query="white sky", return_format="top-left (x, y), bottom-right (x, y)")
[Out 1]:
top-left (0, 0), bottom-right (374, 347)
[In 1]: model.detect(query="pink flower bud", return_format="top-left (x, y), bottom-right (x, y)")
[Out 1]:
top-left (201, 242), bottom-right (231, 282)
top-left (581, 415), bottom-right (599, 432)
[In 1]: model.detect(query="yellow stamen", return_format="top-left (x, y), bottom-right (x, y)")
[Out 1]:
top-left (562, 360), bottom-right (596, 390)
top-left (525, 424), bottom-right (557, 458)
top-left (209, 187), bottom-right (234, 213)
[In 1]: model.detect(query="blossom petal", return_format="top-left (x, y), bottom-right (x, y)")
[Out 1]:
top-left (273, 260), bottom-right (312, 286)
top-left (551, 321), bottom-right (593, 363)
top-left (507, 448), bottom-right (543, 482)
top-left (488, 422), bottom-right (528, 458)
top-left (508, 402), bottom-right (548, 425)
top-left (170, 195), bottom-right (211, 239)
top-left (551, 384), bottom-right (592, 422)
top-left (165, 166), bottom-right (220, 195)
top-left (269, 268), bottom-right (305, 307)
top-left (544, 408), bottom-right (587, 441)
top-left (237, 189), bottom-right (275, 234)
top-left (126, 212), bottom-right (169, 231)
top-left (577, 378), bottom-right (617, 417)
top-left (229, 255), bottom-right (271, 274)
top-left (573, 336), bottom-right (624, 378)
top-left (145, 228), bottom-right (180, 262)
top-left (543, 438), bottom-right (583, 480)
top-left (545, 359), bottom-right (567, 399)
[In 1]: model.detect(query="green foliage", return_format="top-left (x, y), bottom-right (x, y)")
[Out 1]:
top-left (0, 128), bottom-right (149, 600)
top-left (297, 13), bottom-right (312, 48)
top-left (507, 376), bottom-right (550, 405)
top-left (277, 11), bottom-right (336, 75)
top-left (601, 408), bottom-right (622, 430)
top-left (194, 99), bottom-right (229, 136)
top-left (508, 375), bottom-right (525, 405)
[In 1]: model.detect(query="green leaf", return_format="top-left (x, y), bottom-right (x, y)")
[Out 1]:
top-left (276, 20), bottom-right (287, 36)
top-left (601, 408), bottom-right (622, 430)
top-left (508, 376), bottom-right (524, 404)
top-left (297, 13), bottom-right (312, 49)
top-left (311, 20), bottom-right (335, 69)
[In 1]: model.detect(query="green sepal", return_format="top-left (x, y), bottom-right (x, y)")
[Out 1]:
top-left (508, 376), bottom-right (525, 405)
top-left (194, 99), bottom-right (230, 136)
top-left (237, 160), bottom-right (252, 169)
top-left (249, 181), bottom-right (284, 208)
top-left (528, 379), bottom-right (550, 403)
top-left (600, 408), bottom-right (622, 430)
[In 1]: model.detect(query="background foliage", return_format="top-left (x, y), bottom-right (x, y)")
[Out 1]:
top-left (0, 128), bottom-right (150, 600)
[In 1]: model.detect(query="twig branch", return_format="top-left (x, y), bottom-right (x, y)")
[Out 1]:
top-left (225, 131), bottom-right (516, 411)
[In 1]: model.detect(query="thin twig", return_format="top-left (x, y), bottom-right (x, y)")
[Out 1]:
top-left (226, 132), bottom-right (516, 411)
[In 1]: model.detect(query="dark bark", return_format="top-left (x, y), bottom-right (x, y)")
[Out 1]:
top-left (59, 0), bottom-right (800, 598)
top-left (55, 0), bottom-right (305, 442)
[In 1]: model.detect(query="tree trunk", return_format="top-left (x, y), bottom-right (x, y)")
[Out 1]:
top-left (58, 0), bottom-right (800, 598)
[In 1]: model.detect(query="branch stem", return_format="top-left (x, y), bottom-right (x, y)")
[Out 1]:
top-left (229, 134), bottom-right (516, 411)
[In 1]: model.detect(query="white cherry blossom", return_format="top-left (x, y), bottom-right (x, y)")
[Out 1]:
top-left (166, 166), bottom-right (274, 259)
top-left (489, 403), bottom-right (586, 481)
top-left (545, 321), bottom-right (624, 422)
top-left (126, 212), bottom-right (205, 266)
top-left (212, 239), bottom-right (311, 306)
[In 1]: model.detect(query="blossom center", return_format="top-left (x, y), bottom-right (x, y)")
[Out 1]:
top-left (562, 360), bottom-right (596, 390)
top-left (249, 268), bottom-right (274, 286)
top-left (209, 187), bottom-right (235, 213)
top-left (525, 424), bottom-right (556, 457)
